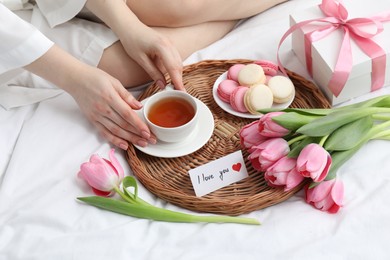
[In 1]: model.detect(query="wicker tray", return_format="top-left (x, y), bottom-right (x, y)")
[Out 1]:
top-left (126, 59), bottom-right (330, 216)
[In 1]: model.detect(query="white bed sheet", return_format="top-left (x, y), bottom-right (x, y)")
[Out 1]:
top-left (1, 1), bottom-right (390, 259)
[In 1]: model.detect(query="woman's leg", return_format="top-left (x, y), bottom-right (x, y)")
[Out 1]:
top-left (98, 20), bottom-right (237, 87)
top-left (126, 0), bottom-right (287, 27)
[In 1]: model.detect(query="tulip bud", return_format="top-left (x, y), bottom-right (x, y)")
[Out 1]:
top-left (248, 138), bottom-right (290, 171)
top-left (240, 120), bottom-right (268, 152)
top-left (264, 156), bottom-right (304, 191)
top-left (78, 149), bottom-right (124, 196)
top-left (296, 143), bottom-right (331, 182)
top-left (258, 112), bottom-right (290, 137)
top-left (305, 179), bottom-right (344, 213)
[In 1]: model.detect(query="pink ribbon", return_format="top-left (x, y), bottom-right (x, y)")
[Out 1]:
top-left (278, 0), bottom-right (390, 97)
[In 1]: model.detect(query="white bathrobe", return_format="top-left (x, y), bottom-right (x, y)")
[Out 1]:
top-left (0, 0), bottom-right (118, 108)
top-left (0, 0), bottom-right (89, 77)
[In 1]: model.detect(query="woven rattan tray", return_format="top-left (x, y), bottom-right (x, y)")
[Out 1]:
top-left (126, 59), bottom-right (330, 216)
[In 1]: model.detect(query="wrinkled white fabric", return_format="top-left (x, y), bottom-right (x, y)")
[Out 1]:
top-left (1, 1), bottom-right (390, 259)
top-left (0, 86), bottom-right (63, 109)
top-left (34, 0), bottom-right (87, 27)
top-left (0, 0), bottom-right (31, 10)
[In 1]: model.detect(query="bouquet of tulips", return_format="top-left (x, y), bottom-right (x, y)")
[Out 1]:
top-left (240, 95), bottom-right (390, 213)
top-left (77, 149), bottom-right (260, 225)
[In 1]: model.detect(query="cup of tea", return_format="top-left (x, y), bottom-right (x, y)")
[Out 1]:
top-left (143, 86), bottom-right (198, 143)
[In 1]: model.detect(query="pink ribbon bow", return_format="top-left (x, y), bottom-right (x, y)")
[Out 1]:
top-left (278, 0), bottom-right (390, 97)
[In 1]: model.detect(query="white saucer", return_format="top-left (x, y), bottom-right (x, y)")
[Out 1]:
top-left (133, 97), bottom-right (214, 158)
top-left (212, 71), bottom-right (295, 119)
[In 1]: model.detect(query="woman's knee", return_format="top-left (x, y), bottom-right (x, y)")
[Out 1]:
top-left (163, 0), bottom-right (205, 26)
top-left (128, 0), bottom-right (206, 27)
top-left (98, 42), bottom-right (151, 88)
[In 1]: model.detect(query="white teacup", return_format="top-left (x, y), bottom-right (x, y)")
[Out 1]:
top-left (143, 86), bottom-right (198, 143)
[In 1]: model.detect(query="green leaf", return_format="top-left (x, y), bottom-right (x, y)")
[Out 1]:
top-left (259, 95), bottom-right (390, 116)
top-left (272, 112), bottom-right (320, 131)
top-left (348, 95), bottom-right (390, 109)
top-left (296, 107), bottom-right (382, 137)
top-left (308, 181), bottom-right (321, 189)
top-left (122, 176), bottom-right (138, 200)
top-left (324, 116), bottom-right (373, 151)
top-left (277, 108), bottom-right (335, 116)
top-left (257, 107), bottom-right (332, 116)
top-left (121, 176), bottom-right (152, 206)
top-left (77, 196), bottom-right (260, 225)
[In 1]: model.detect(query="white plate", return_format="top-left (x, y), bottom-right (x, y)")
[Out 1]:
top-left (212, 71), bottom-right (295, 119)
top-left (133, 97), bottom-right (214, 158)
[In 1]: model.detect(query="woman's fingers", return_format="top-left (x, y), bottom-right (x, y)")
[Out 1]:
top-left (99, 90), bottom-right (157, 148)
top-left (161, 58), bottom-right (184, 91)
top-left (155, 40), bottom-right (185, 91)
top-left (137, 54), bottom-right (167, 89)
top-left (94, 119), bottom-right (148, 149)
top-left (140, 49), bottom-right (184, 90)
top-left (74, 70), bottom-right (158, 149)
top-left (113, 83), bottom-right (156, 139)
top-left (94, 108), bottom-right (157, 149)
top-left (124, 28), bottom-right (185, 90)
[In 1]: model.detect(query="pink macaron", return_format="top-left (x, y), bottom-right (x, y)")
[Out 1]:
top-left (230, 86), bottom-right (249, 113)
top-left (227, 64), bottom-right (245, 82)
top-left (217, 79), bottom-right (239, 103)
top-left (254, 60), bottom-right (279, 76)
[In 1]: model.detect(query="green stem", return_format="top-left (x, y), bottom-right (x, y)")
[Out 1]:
top-left (367, 119), bottom-right (390, 140)
top-left (372, 114), bottom-right (390, 121)
top-left (113, 186), bottom-right (134, 204)
top-left (78, 196), bottom-right (260, 225)
top-left (371, 129), bottom-right (390, 140)
top-left (366, 107), bottom-right (390, 114)
top-left (318, 135), bottom-right (329, 147)
top-left (344, 120), bottom-right (390, 148)
top-left (274, 95), bottom-right (390, 116)
top-left (287, 134), bottom-right (307, 146)
top-left (113, 186), bottom-right (152, 207)
top-left (297, 107), bottom-right (390, 137)
top-left (374, 136), bottom-right (390, 141)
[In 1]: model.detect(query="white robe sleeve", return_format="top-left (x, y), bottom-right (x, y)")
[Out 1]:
top-left (0, 4), bottom-right (53, 75)
top-left (0, 0), bottom-right (32, 11)
top-left (34, 0), bottom-right (87, 28)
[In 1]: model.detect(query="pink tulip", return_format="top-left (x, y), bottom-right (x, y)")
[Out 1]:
top-left (78, 149), bottom-right (124, 196)
top-left (258, 112), bottom-right (290, 137)
top-left (296, 143), bottom-right (331, 182)
top-left (240, 120), bottom-right (268, 152)
top-left (264, 156), bottom-right (305, 191)
top-left (248, 138), bottom-right (290, 171)
top-left (305, 179), bottom-right (344, 213)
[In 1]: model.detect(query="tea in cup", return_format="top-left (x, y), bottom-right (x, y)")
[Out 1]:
top-left (143, 88), bottom-right (198, 143)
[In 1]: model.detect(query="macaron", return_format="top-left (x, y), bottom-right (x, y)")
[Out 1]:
top-left (217, 79), bottom-right (239, 103)
top-left (227, 64), bottom-right (245, 82)
top-left (237, 64), bottom-right (266, 87)
top-left (230, 86), bottom-right (249, 113)
top-left (267, 75), bottom-right (295, 103)
top-left (254, 60), bottom-right (279, 76)
top-left (244, 84), bottom-right (273, 114)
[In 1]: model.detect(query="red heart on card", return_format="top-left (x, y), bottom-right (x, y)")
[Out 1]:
top-left (232, 163), bottom-right (242, 172)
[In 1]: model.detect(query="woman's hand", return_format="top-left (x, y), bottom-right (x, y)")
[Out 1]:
top-left (25, 45), bottom-right (156, 150)
top-left (70, 67), bottom-right (157, 149)
top-left (85, 0), bottom-right (185, 91)
top-left (119, 24), bottom-right (184, 91)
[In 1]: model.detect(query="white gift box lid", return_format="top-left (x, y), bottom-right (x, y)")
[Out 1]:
top-left (289, 1), bottom-right (390, 105)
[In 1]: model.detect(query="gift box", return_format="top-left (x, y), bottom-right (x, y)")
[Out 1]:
top-left (289, 0), bottom-right (390, 106)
